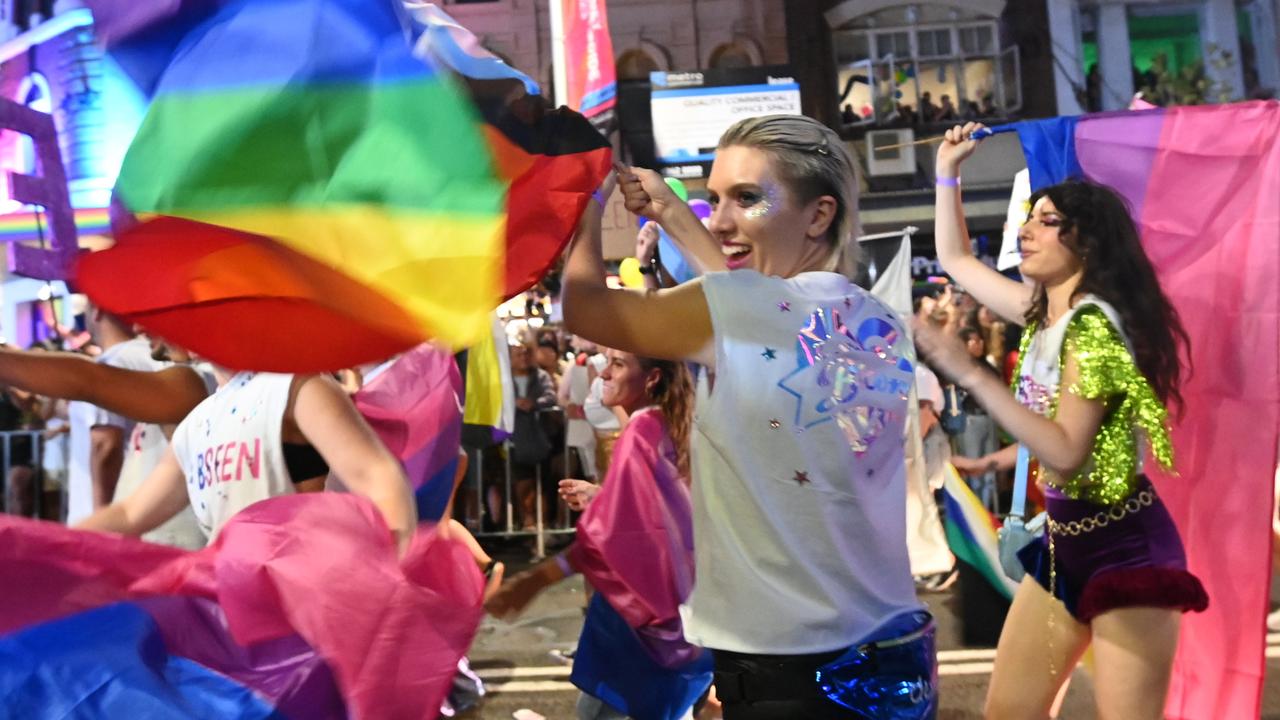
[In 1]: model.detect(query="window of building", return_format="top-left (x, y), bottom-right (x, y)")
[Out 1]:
top-left (709, 40), bottom-right (760, 69)
top-left (616, 49), bottom-right (660, 81)
top-left (831, 9), bottom-right (1018, 129)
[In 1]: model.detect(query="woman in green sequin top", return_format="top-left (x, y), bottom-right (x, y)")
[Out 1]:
top-left (916, 123), bottom-right (1206, 720)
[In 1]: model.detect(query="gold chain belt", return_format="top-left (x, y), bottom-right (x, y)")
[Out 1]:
top-left (1046, 489), bottom-right (1156, 536)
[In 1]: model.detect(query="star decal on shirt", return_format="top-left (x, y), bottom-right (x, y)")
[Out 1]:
top-left (793, 470), bottom-right (810, 485)
top-left (777, 301), bottom-right (791, 312)
top-left (776, 302), bottom-right (914, 454)
top-left (762, 347), bottom-right (777, 361)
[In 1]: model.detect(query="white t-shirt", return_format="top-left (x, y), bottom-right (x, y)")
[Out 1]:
top-left (682, 270), bottom-right (921, 654)
top-left (42, 416), bottom-right (68, 476)
top-left (66, 337), bottom-right (160, 524)
top-left (1016, 296), bottom-right (1129, 417)
top-left (914, 363), bottom-right (944, 409)
top-left (109, 360), bottom-right (216, 549)
top-left (584, 375), bottom-right (620, 432)
top-left (170, 372), bottom-right (294, 540)
top-left (561, 361), bottom-right (594, 448)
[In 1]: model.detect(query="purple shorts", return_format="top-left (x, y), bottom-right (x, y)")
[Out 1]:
top-left (1018, 477), bottom-right (1208, 622)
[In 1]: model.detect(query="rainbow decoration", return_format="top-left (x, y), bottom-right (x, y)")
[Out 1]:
top-left (0, 494), bottom-right (486, 719)
top-left (0, 207), bottom-right (111, 242)
top-left (76, 0), bottom-right (609, 373)
top-left (991, 101), bottom-right (1280, 719)
top-left (941, 464), bottom-right (1017, 600)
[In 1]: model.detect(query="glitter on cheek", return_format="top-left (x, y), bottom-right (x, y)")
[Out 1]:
top-left (743, 183), bottom-right (782, 220)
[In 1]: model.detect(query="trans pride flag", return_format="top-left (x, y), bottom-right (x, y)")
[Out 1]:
top-left (77, 0), bottom-right (610, 373)
top-left (991, 101), bottom-right (1280, 720)
top-left (0, 493), bottom-right (487, 719)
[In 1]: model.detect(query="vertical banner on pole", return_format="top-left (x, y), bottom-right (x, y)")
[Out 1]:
top-left (552, 0), bottom-right (616, 122)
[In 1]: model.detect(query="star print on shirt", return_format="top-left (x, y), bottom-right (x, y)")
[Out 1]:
top-left (776, 300), bottom-right (914, 454)
top-left (777, 301), bottom-right (791, 312)
top-left (793, 470), bottom-right (810, 485)
top-left (762, 347), bottom-right (777, 361)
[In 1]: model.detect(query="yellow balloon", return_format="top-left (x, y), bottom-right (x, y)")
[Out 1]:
top-left (618, 257), bottom-right (646, 288)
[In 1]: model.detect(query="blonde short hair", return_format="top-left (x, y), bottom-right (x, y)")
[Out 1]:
top-left (717, 115), bottom-right (860, 270)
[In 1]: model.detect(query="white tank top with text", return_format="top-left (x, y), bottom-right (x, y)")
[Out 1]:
top-left (171, 372), bottom-right (294, 540)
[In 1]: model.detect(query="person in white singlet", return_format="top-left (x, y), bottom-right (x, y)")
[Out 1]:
top-left (77, 373), bottom-right (417, 551)
top-left (563, 115), bottom-right (934, 720)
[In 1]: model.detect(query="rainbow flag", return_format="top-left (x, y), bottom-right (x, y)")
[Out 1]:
top-left (354, 344), bottom-right (465, 522)
top-left (992, 101), bottom-right (1280, 719)
top-left (941, 464), bottom-right (1017, 600)
top-left (407, 3), bottom-right (613, 298)
top-left (76, 0), bottom-right (608, 373)
top-left (0, 494), bottom-right (486, 719)
top-left (0, 207), bottom-right (111, 243)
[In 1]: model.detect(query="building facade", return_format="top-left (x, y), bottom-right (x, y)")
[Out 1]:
top-left (785, 0), bottom-right (1279, 248)
top-left (440, 0), bottom-right (789, 91)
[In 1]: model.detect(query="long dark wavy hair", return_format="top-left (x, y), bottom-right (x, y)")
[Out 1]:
top-left (636, 357), bottom-right (695, 478)
top-left (1024, 181), bottom-right (1190, 412)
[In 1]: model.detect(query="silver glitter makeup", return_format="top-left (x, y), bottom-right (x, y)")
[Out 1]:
top-left (744, 183), bottom-right (781, 220)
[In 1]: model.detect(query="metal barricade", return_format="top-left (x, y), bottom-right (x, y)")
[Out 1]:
top-left (0, 430), bottom-right (47, 519)
top-left (465, 407), bottom-right (584, 559)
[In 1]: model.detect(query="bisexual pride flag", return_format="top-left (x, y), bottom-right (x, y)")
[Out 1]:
top-left (988, 101), bottom-right (1280, 719)
top-left (355, 343), bottom-right (465, 522)
top-left (76, 0), bottom-right (609, 373)
top-left (0, 493), bottom-right (487, 719)
top-left (565, 410), bottom-right (713, 720)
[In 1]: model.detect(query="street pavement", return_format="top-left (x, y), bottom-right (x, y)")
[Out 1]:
top-left (459, 542), bottom-right (1280, 719)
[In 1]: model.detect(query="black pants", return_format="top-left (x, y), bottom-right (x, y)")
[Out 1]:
top-left (713, 648), bottom-right (864, 720)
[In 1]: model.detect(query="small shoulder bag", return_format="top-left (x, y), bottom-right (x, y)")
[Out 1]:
top-left (996, 445), bottom-right (1046, 582)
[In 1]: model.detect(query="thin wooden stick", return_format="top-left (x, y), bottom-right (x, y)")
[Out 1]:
top-left (870, 135), bottom-right (943, 151)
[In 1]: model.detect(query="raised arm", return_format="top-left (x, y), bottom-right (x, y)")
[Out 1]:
top-left (0, 347), bottom-right (208, 424)
top-left (914, 321), bottom-right (1105, 478)
top-left (617, 165), bottom-right (725, 275)
top-left (290, 374), bottom-right (417, 555)
top-left (935, 123), bottom-right (1033, 324)
top-left (562, 180), bottom-right (715, 367)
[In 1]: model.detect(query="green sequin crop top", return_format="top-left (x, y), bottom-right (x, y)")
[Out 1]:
top-left (1011, 300), bottom-right (1174, 506)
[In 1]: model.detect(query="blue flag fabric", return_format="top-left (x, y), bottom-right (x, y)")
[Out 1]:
top-left (0, 600), bottom-right (308, 720)
top-left (994, 116), bottom-right (1083, 190)
top-left (571, 594), bottom-right (713, 720)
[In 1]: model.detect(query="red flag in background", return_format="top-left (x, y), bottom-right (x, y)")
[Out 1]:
top-left (552, 0), bottom-right (618, 120)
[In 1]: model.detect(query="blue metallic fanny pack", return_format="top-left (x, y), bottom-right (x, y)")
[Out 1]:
top-left (814, 611), bottom-right (938, 720)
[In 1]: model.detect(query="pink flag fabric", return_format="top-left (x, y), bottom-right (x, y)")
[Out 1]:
top-left (567, 408), bottom-right (700, 668)
top-left (354, 344), bottom-right (465, 521)
top-left (0, 494), bottom-right (486, 720)
top-left (1074, 101), bottom-right (1280, 719)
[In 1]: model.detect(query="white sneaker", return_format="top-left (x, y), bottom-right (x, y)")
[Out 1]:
top-left (1267, 608), bottom-right (1280, 632)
